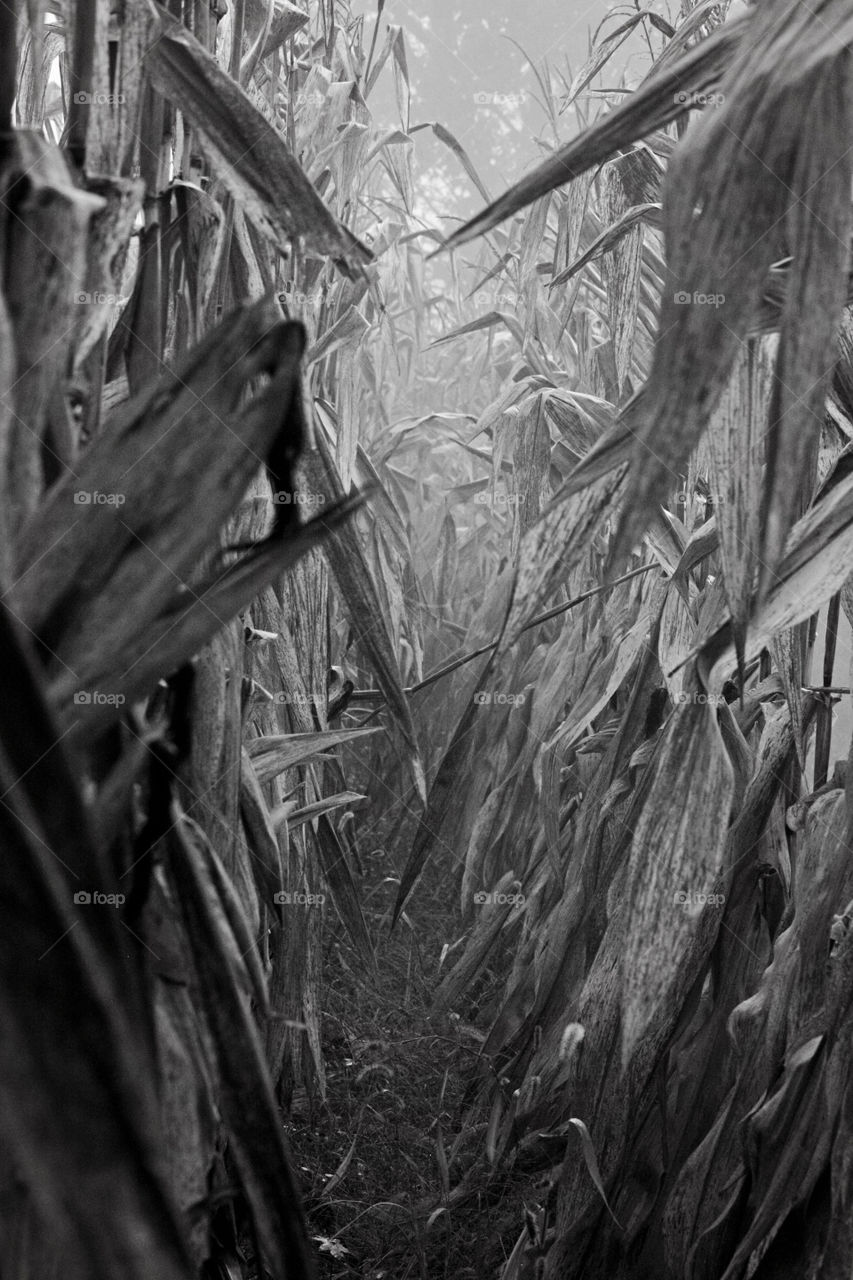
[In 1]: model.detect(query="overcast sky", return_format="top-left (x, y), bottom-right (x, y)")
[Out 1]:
top-left (353, 0), bottom-right (669, 220)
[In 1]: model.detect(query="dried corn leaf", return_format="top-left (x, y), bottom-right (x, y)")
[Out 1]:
top-left (620, 696), bottom-right (734, 1066)
top-left (392, 655), bottom-right (497, 927)
top-left (2, 132), bottom-right (104, 521)
top-left (411, 121), bottom-right (491, 204)
top-left (498, 462), bottom-right (629, 652)
top-left (609, 0), bottom-right (853, 577)
top-left (550, 202), bottom-right (660, 289)
top-left (770, 627), bottom-right (809, 774)
top-left (284, 792), bottom-right (366, 828)
top-left (312, 814), bottom-right (375, 972)
top-left (167, 803), bottom-right (314, 1279)
top-left (599, 160), bottom-right (643, 393)
top-left (240, 748), bottom-right (286, 904)
top-left (15, 296), bottom-right (295, 648)
top-left (306, 305), bottom-right (370, 364)
top-left (431, 310), bottom-right (525, 349)
top-left (567, 1118), bottom-right (623, 1230)
top-left (432, 871), bottom-right (520, 1012)
top-left (301, 439), bottom-right (427, 804)
top-left (720, 1036), bottom-right (830, 1280)
top-left (550, 609), bottom-right (651, 751)
top-left (247, 727), bottom-right (378, 785)
top-left (49, 496), bottom-right (362, 731)
top-left (699, 466), bottom-right (853, 688)
top-left (0, 613), bottom-right (191, 1280)
top-left (144, 3), bottom-right (370, 272)
top-left (244, 0), bottom-right (308, 63)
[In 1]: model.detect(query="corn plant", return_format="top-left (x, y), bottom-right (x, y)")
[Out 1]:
top-left (5, 0), bottom-right (853, 1277)
top-left (386, 2), bottom-right (853, 1277)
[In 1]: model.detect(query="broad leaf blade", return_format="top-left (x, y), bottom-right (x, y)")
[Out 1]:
top-left (144, 4), bottom-right (370, 272)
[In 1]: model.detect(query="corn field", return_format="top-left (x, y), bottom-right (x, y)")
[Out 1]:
top-left (2, 0), bottom-right (853, 1276)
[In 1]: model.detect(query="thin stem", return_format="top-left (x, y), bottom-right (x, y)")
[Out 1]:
top-left (349, 561), bottom-right (658, 703)
top-left (813, 594), bottom-right (841, 789)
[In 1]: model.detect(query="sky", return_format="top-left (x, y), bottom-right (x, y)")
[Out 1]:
top-left (352, 0), bottom-right (669, 220)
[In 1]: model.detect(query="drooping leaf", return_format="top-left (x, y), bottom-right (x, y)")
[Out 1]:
top-left (246, 727), bottom-right (379, 785)
top-left (698, 466), bottom-right (853, 689)
top-left (411, 121), bottom-right (492, 204)
top-left (620, 693), bottom-right (734, 1066)
top-left (567, 1118), bottom-right (623, 1231)
top-left (14, 296), bottom-right (298, 666)
top-left (607, 0), bottom-right (853, 578)
top-left (144, 3), bottom-right (370, 272)
top-left (550, 202), bottom-right (660, 289)
top-left (497, 461), bottom-right (630, 653)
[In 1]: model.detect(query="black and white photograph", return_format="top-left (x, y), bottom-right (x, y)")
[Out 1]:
top-left (1, 0), bottom-right (852, 1275)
